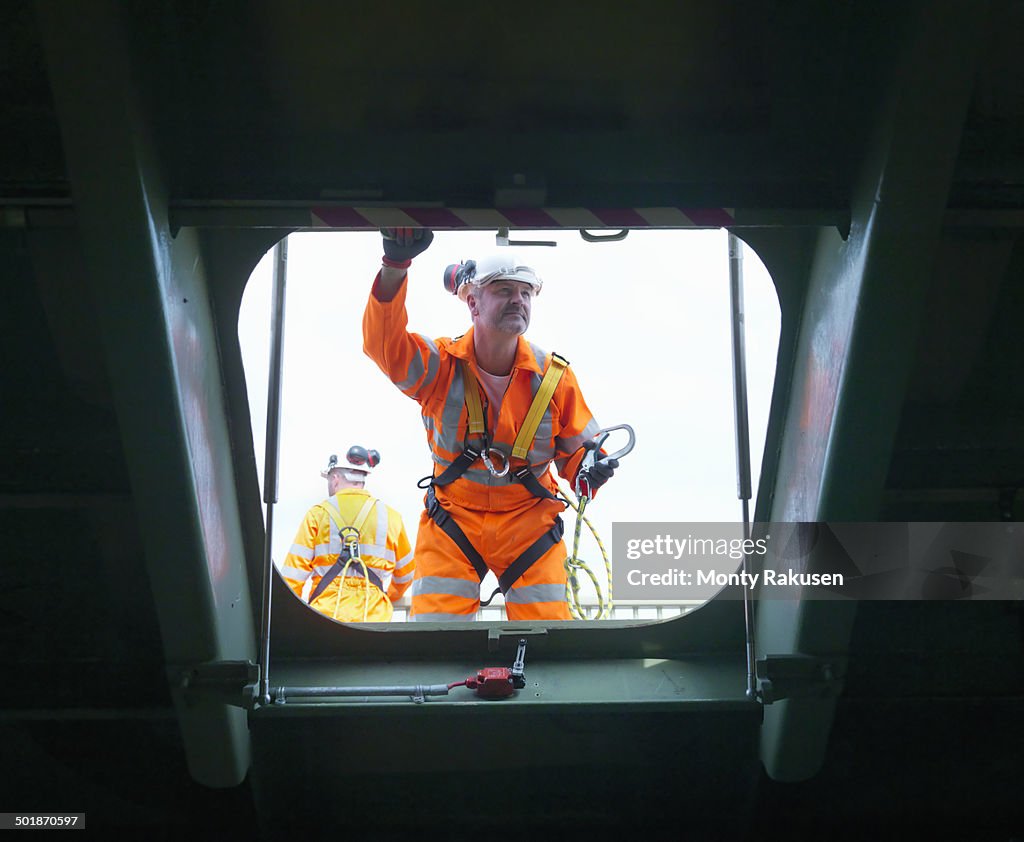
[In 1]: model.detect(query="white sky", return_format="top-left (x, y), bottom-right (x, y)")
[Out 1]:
top-left (237, 228), bottom-right (780, 614)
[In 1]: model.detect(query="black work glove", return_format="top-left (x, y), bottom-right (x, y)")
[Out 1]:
top-left (381, 227), bottom-right (434, 267)
top-left (577, 440), bottom-right (619, 492)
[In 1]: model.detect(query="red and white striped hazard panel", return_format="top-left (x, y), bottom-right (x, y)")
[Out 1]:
top-left (310, 206), bottom-right (736, 229)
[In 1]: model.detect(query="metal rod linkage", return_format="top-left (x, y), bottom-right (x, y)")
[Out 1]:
top-left (270, 684), bottom-right (454, 705)
top-left (258, 238), bottom-right (289, 706)
top-left (273, 685), bottom-right (453, 699)
top-left (727, 232), bottom-right (758, 702)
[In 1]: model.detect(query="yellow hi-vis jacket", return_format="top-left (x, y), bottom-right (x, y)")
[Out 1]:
top-left (281, 488), bottom-right (414, 622)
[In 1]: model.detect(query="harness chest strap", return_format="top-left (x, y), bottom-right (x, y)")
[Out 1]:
top-left (511, 352), bottom-right (568, 459)
top-left (433, 354), bottom-right (567, 490)
top-left (309, 496), bottom-right (382, 602)
top-left (460, 362), bottom-right (487, 436)
top-left (508, 353), bottom-right (568, 499)
top-left (458, 352), bottom-right (567, 463)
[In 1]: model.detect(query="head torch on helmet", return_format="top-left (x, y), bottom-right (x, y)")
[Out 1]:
top-left (321, 446), bottom-right (381, 478)
top-left (442, 253), bottom-right (542, 301)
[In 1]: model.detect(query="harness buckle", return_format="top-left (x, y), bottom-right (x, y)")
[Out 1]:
top-left (551, 515), bottom-right (565, 542)
top-left (424, 485), bottom-right (447, 526)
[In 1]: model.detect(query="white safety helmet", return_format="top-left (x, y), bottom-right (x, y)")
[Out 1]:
top-left (454, 253), bottom-right (543, 301)
top-left (320, 446), bottom-right (380, 482)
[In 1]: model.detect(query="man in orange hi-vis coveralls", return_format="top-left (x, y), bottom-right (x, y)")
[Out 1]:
top-left (281, 446), bottom-right (414, 622)
top-left (362, 228), bottom-right (619, 621)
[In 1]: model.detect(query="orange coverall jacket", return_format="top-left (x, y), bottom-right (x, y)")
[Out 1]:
top-left (362, 273), bottom-right (601, 621)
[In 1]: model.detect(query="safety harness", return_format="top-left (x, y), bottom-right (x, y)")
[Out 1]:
top-left (308, 495), bottom-right (382, 604)
top-left (422, 353), bottom-right (570, 606)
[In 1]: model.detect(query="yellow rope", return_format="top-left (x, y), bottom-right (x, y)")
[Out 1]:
top-left (559, 484), bottom-right (614, 620)
top-left (330, 529), bottom-right (371, 623)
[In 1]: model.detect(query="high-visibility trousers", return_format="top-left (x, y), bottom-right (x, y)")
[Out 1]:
top-left (309, 576), bottom-right (394, 623)
top-left (409, 496), bottom-right (572, 622)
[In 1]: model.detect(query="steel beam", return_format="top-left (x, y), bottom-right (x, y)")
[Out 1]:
top-left (35, 0), bottom-right (255, 786)
top-left (756, 1), bottom-right (989, 781)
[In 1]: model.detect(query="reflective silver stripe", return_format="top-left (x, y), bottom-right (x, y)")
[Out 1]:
top-left (436, 363), bottom-right (467, 454)
top-left (528, 342), bottom-right (547, 372)
top-left (358, 543), bottom-right (395, 562)
top-left (330, 537), bottom-right (357, 555)
top-left (521, 344), bottom-right (554, 464)
top-left (454, 465), bottom-right (548, 485)
top-left (378, 570), bottom-right (394, 592)
top-left (557, 417), bottom-right (602, 459)
top-left (376, 504), bottom-right (388, 549)
top-left (328, 536), bottom-right (361, 555)
top-left (531, 405), bottom-right (555, 463)
top-left (410, 612), bottom-right (477, 622)
top-left (430, 463), bottom-right (550, 486)
top-left (396, 340), bottom-right (426, 392)
top-left (505, 583), bottom-right (566, 604)
top-left (416, 335), bottom-right (440, 396)
top-left (461, 465), bottom-right (517, 486)
top-left (313, 559), bottom-right (389, 576)
top-left (280, 566), bottom-right (311, 583)
top-left (529, 370), bottom-right (543, 401)
top-left (394, 550), bottom-right (414, 572)
top-left (410, 576), bottom-right (481, 600)
top-left (288, 543), bottom-right (315, 561)
top-left (392, 569), bottom-right (415, 585)
top-left (313, 543), bottom-right (333, 557)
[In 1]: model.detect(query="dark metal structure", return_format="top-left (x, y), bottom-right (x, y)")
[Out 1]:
top-left (2, 2), bottom-right (1022, 838)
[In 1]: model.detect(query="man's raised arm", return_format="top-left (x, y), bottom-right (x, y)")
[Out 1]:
top-left (363, 227), bottom-right (442, 402)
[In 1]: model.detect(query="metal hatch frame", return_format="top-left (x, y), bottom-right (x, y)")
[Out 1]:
top-left (34, 0), bottom-right (984, 792)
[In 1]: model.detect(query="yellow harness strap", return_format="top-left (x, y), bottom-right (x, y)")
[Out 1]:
top-left (323, 494), bottom-right (378, 544)
top-left (511, 353), bottom-right (568, 459)
top-left (460, 352), bottom-right (567, 459)
top-left (459, 360), bottom-right (487, 436)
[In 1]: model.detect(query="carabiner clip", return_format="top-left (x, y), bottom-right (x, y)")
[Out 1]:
top-left (575, 424), bottom-right (636, 499)
top-left (593, 424), bottom-right (636, 463)
top-left (339, 526), bottom-right (361, 558)
top-left (482, 447), bottom-right (510, 478)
